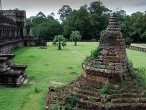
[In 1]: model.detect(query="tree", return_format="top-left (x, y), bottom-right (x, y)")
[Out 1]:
top-left (63, 7), bottom-right (91, 40)
top-left (47, 15), bottom-right (54, 21)
top-left (33, 20), bottom-right (63, 40)
top-left (130, 12), bottom-right (145, 42)
top-left (53, 35), bottom-right (66, 50)
top-left (62, 1), bottom-right (110, 41)
top-left (36, 12), bottom-right (46, 18)
top-left (88, 1), bottom-right (110, 16)
top-left (70, 31), bottom-right (81, 46)
top-left (58, 5), bottom-right (72, 21)
top-left (141, 30), bottom-right (146, 42)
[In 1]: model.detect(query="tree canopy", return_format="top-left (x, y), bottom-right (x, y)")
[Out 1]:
top-left (33, 20), bottom-right (63, 40)
top-left (58, 5), bottom-right (72, 21)
top-left (70, 31), bottom-right (81, 46)
top-left (26, 1), bottom-right (146, 43)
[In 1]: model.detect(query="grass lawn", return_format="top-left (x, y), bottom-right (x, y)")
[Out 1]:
top-left (0, 42), bottom-right (146, 110)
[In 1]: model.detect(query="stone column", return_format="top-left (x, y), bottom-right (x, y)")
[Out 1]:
top-left (29, 28), bottom-right (33, 36)
top-left (23, 27), bottom-right (27, 37)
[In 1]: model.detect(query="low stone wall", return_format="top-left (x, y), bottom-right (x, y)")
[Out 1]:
top-left (24, 39), bottom-right (38, 46)
top-left (0, 38), bottom-right (43, 54)
top-left (126, 45), bottom-right (146, 52)
top-left (0, 40), bottom-right (24, 54)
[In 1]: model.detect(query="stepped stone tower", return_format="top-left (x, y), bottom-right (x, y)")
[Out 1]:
top-left (83, 13), bottom-right (128, 83)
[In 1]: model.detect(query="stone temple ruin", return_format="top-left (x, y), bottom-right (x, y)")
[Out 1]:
top-left (0, 10), bottom-right (29, 86)
top-left (0, 9), bottom-right (47, 54)
top-left (0, 8), bottom-right (47, 86)
top-left (82, 13), bottom-right (128, 83)
top-left (46, 13), bottom-right (146, 110)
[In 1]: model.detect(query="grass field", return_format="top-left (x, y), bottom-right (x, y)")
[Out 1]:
top-left (0, 42), bottom-right (146, 110)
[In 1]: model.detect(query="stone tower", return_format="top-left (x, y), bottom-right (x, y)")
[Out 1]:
top-left (83, 13), bottom-right (128, 83)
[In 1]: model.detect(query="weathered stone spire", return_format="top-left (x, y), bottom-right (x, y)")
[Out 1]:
top-left (106, 13), bottom-right (121, 32)
top-left (83, 13), bottom-right (128, 83)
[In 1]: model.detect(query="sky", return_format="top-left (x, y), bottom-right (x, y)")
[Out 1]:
top-left (1, 0), bottom-right (146, 18)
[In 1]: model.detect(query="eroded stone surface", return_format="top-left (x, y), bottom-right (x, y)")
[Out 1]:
top-left (83, 13), bottom-right (128, 83)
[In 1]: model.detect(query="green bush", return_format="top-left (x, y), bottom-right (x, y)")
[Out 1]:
top-left (34, 87), bottom-right (41, 93)
top-left (100, 83), bottom-right (112, 94)
top-left (125, 37), bottom-right (132, 45)
top-left (91, 39), bottom-right (97, 42)
top-left (91, 47), bottom-right (100, 58)
top-left (65, 95), bottom-right (79, 109)
top-left (128, 61), bottom-right (146, 87)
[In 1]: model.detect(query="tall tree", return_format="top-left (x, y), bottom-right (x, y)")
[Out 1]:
top-left (33, 20), bottom-right (63, 40)
top-left (47, 15), bottom-right (54, 21)
top-left (63, 7), bottom-right (91, 40)
top-left (88, 1), bottom-right (110, 16)
top-left (130, 12), bottom-right (145, 42)
top-left (36, 12), bottom-right (46, 18)
top-left (70, 31), bottom-right (81, 46)
top-left (58, 5), bottom-right (72, 21)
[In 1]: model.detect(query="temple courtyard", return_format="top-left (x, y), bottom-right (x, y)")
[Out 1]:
top-left (0, 42), bottom-right (145, 110)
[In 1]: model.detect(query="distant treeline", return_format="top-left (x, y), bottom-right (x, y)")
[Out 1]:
top-left (26, 1), bottom-right (146, 44)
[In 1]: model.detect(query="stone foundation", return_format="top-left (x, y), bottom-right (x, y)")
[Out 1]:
top-left (0, 54), bottom-right (27, 86)
top-left (0, 39), bottom-right (43, 54)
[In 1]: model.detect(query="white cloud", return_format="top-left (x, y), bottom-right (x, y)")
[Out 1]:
top-left (1, 0), bottom-right (146, 18)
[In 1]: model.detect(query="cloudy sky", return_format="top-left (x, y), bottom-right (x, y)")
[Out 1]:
top-left (1, 0), bottom-right (146, 18)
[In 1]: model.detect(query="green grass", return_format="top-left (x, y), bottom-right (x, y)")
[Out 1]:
top-left (0, 42), bottom-right (146, 110)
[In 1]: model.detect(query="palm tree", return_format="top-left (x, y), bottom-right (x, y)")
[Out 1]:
top-left (53, 35), bottom-right (66, 50)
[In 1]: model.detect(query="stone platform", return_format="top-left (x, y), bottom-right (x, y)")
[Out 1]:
top-left (0, 54), bottom-right (27, 86)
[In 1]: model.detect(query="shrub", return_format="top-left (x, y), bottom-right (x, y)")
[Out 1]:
top-left (91, 39), bottom-right (97, 42)
top-left (91, 47), bottom-right (100, 58)
top-left (125, 37), bottom-right (132, 45)
top-left (65, 95), bottom-right (79, 109)
top-left (34, 87), bottom-right (41, 93)
top-left (100, 83), bottom-right (112, 94)
top-left (128, 61), bottom-right (146, 87)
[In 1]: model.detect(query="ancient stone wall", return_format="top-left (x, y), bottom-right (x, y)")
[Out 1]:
top-left (0, 40), bottom-right (24, 54)
top-left (126, 45), bottom-right (146, 52)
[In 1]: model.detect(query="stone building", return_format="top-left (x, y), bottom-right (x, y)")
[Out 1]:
top-left (0, 9), bottom-right (42, 53)
top-left (0, 9), bottom-right (27, 40)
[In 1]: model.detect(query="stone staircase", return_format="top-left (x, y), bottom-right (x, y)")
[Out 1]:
top-left (73, 79), bottom-right (103, 110)
top-left (103, 80), bottom-right (146, 110)
top-left (46, 76), bottom-right (146, 110)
